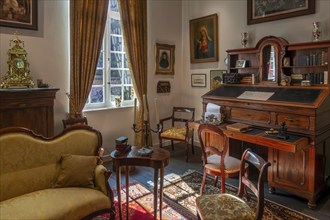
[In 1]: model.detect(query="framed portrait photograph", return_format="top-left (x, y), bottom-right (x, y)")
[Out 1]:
top-left (0, 0), bottom-right (38, 30)
top-left (210, 70), bottom-right (227, 90)
top-left (155, 43), bottom-right (175, 75)
top-left (190, 13), bottom-right (218, 63)
top-left (191, 74), bottom-right (206, 87)
top-left (247, 0), bottom-right (315, 25)
top-left (235, 60), bottom-right (246, 68)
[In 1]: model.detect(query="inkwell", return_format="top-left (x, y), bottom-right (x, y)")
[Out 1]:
top-left (277, 121), bottom-right (289, 140)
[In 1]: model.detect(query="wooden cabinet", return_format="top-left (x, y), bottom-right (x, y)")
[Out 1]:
top-left (0, 88), bottom-right (59, 137)
top-left (226, 36), bottom-right (329, 86)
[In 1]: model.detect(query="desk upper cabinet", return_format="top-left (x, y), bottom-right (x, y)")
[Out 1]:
top-left (226, 36), bottom-right (330, 86)
top-left (0, 88), bottom-right (59, 137)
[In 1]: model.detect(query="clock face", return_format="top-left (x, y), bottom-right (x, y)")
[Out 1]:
top-left (15, 59), bottom-right (25, 69)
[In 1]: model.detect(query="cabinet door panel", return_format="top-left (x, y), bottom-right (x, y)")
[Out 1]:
top-left (270, 149), bottom-right (308, 190)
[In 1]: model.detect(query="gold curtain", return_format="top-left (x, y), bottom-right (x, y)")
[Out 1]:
top-left (69, 0), bottom-right (109, 118)
top-left (118, 0), bottom-right (149, 147)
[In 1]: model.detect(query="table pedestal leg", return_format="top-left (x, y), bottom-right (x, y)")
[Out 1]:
top-left (116, 165), bottom-right (122, 220)
top-left (154, 168), bottom-right (159, 220)
top-left (159, 167), bottom-right (164, 220)
top-left (126, 165), bottom-right (129, 220)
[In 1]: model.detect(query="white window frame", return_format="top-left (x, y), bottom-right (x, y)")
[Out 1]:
top-left (84, 1), bottom-right (134, 111)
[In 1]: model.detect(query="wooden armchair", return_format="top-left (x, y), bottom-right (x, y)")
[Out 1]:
top-left (196, 148), bottom-right (271, 220)
top-left (159, 107), bottom-right (195, 162)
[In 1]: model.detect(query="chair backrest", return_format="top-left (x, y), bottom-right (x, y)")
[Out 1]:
top-left (62, 117), bottom-right (88, 128)
top-left (197, 124), bottom-right (228, 165)
top-left (237, 149), bottom-right (271, 220)
top-left (171, 107), bottom-right (195, 127)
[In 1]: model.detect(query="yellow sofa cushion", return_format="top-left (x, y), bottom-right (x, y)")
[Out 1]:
top-left (55, 154), bottom-right (102, 188)
top-left (0, 187), bottom-right (110, 220)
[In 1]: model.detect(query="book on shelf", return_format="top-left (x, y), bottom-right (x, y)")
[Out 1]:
top-left (226, 123), bottom-right (252, 133)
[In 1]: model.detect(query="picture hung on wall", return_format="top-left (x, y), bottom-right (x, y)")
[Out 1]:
top-left (247, 0), bottom-right (315, 25)
top-left (190, 13), bottom-right (218, 63)
top-left (191, 74), bottom-right (206, 87)
top-left (210, 70), bottom-right (227, 90)
top-left (0, 0), bottom-right (38, 30)
top-left (155, 43), bottom-right (175, 75)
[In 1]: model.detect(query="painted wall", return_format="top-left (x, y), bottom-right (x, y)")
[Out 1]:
top-left (1, 0), bottom-right (329, 152)
top-left (181, 0), bottom-right (330, 135)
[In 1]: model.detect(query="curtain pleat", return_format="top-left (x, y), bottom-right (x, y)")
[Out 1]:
top-left (118, 0), bottom-right (149, 147)
top-left (69, 0), bottom-right (109, 118)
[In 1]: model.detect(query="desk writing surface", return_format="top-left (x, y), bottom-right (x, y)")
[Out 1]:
top-left (204, 85), bottom-right (322, 104)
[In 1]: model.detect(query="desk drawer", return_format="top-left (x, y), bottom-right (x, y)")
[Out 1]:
top-left (276, 113), bottom-right (309, 130)
top-left (230, 108), bottom-right (270, 124)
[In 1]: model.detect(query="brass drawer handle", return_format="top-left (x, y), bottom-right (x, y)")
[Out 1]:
top-left (285, 118), bottom-right (296, 123)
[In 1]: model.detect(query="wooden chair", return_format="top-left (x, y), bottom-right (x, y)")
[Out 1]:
top-left (196, 148), bottom-right (271, 220)
top-left (159, 107), bottom-right (195, 162)
top-left (62, 117), bottom-right (88, 128)
top-left (198, 124), bottom-right (242, 194)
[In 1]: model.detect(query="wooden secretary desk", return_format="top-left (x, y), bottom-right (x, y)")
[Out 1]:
top-left (200, 36), bottom-right (330, 208)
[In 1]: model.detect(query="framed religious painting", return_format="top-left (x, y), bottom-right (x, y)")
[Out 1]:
top-left (155, 43), bottom-right (175, 75)
top-left (190, 13), bottom-right (218, 63)
top-left (0, 0), bottom-right (38, 30)
top-left (191, 74), bottom-right (206, 87)
top-left (210, 70), bottom-right (226, 90)
top-left (247, 0), bottom-right (315, 25)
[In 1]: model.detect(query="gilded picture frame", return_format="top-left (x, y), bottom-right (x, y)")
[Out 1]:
top-left (155, 43), bottom-right (175, 75)
top-left (247, 0), bottom-right (315, 25)
top-left (0, 0), bottom-right (38, 30)
top-left (190, 14), bottom-right (218, 63)
top-left (191, 74), bottom-right (206, 87)
top-left (210, 70), bottom-right (227, 90)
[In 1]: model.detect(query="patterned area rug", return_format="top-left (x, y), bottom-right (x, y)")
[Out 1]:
top-left (95, 170), bottom-right (316, 219)
top-left (160, 170), bottom-right (317, 220)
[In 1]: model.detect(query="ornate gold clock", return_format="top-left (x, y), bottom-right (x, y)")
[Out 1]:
top-left (0, 33), bottom-right (34, 88)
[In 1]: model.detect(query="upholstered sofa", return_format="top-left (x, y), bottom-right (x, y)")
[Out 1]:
top-left (0, 125), bottom-right (115, 220)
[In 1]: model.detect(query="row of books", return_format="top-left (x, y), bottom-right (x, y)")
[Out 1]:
top-left (294, 51), bottom-right (328, 66)
top-left (291, 71), bottom-right (328, 85)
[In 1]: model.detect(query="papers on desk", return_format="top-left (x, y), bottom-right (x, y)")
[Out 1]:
top-left (204, 103), bottom-right (222, 124)
top-left (237, 91), bottom-right (274, 101)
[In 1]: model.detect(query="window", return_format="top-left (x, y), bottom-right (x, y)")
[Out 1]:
top-left (84, 0), bottom-right (134, 110)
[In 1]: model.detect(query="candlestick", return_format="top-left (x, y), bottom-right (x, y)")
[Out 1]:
top-left (133, 98), bottom-right (137, 124)
top-left (154, 98), bottom-right (159, 123)
top-left (143, 94), bottom-right (148, 121)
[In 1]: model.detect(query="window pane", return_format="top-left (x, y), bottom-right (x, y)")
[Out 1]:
top-left (111, 18), bottom-right (121, 35)
top-left (123, 70), bottom-right (132, 84)
top-left (110, 70), bottom-right (122, 84)
top-left (90, 87), bottom-right (104, 103)
top-left (123, 86), bottom-right (133, 101)
top-left (93, 69), bottom-right (104, 85)
top-left (110, 53), bottom-right (122, 68)
top-left (110, 0), bottom-right (119, 12)
top-left (110, 87), bottom-right (122, 101)
top-left (110, 36), bottom-right (122, 51)
top-left (124, 54), bottom-right (128, 68)
top-left (97, 53), bottom-right (104, 68)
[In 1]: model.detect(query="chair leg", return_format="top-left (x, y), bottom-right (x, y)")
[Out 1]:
top-left (185, 142), bottom-right (189, 162)
top-left (171, 140), bottom-right (174, 151)
top-left (200, 171), bottom-right (207, 195)
top-left (191, 132), bottom-right (195, 155)
top-left (214, 176), bottom-right (218, 187)
top-left (221, 174), bottom-right (226, 193)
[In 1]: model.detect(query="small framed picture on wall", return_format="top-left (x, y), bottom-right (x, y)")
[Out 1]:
top-left (191, 74), bottom-right (206, 87)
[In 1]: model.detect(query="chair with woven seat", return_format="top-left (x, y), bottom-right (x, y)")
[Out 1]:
top-left (159, 107), bottom-right (195, 162)
top-left (196, 148), bottom-right (271, 220)
top-left (198, 123), bottom-right (242, 194)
